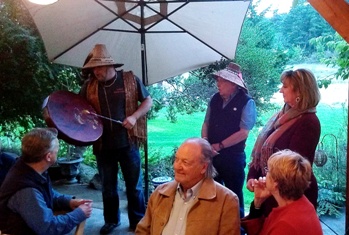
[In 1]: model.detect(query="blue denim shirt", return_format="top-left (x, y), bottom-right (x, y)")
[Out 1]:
top-left (7, 187), bottom-right (86, 235)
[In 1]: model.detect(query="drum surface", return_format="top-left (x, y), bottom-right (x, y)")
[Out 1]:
top-left (43, 90), bottom-right (103, 146)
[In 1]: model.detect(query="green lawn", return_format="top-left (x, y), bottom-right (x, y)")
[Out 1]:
top-left (147, 100), bottom-right (348, 210)
top-left (147, 110), bottom-right (263, 208)
top-left (148, 111), bottom-right (204, 155)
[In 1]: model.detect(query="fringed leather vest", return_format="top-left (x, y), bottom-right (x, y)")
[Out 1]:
top-left (86, 71), bottom-right (146, 152)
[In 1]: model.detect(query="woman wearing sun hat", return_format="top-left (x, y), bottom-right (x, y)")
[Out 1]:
top-left (201, 62), bottom-right (257, 219)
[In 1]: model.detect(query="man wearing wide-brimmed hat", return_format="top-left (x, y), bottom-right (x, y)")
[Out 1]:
top-left (201, 62), bottom-right (256, 221)
top-left (80, 44), bottom-right (152, 234)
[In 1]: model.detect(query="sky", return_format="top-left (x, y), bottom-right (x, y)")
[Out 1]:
top-left (255, 0), bottom-right (294, 15)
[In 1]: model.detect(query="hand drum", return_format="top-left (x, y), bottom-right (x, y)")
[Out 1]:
top-left (42, 90), bottom-right (103, 146)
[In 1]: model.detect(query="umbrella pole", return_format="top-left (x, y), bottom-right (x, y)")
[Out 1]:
top-left (140, 0), bottom-right (149, 203)
top-left (144, 122), bottom-right (149, 203)
top-left (142, 63), bottom-right (149, 203)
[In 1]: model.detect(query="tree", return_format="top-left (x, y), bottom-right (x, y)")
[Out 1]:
top-left (235, 19), bottom-right (286, 114)
top-left (0, 0), bottom-right (81, 133)
top-left (278, 3), bottom-right (335, 56)
top-left (310, 33), bottom-right (349, 82)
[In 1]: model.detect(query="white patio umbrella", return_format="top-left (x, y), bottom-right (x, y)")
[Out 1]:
top-left (22, 0), bottom-right (250, 198)
top-left (21, 0), bottom-right (250, 85)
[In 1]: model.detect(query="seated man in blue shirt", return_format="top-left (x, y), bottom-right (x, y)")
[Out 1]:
top-left (0, 128), bottom-right (93, 235)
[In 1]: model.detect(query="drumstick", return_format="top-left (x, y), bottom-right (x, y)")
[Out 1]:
top-left (82, 110), bottom-right (123, 124)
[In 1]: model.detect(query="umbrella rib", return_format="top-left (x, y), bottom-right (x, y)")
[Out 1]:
top-left (142, 1), bottom-right (230, 58)
top-left (96, 0), bottom-right (183, 33)
top-left (53, 0), bottom-right (241, 64)
top-left (96, 0), bottom-right (178, 33)
top-left (101, 28), bottom-right (186, 34)
top-left (141, 1), bottom-right (189, 32)
top-left (101, 0), bottom-right (247, 2)
top-left (97, 0), bottom-right (189, 33)
top-left (95, 0), bottom-right (140, 32)
top-left (51, 1), bottom-right (139, 61)
top-left (165, 18), bottom-right (230, 60)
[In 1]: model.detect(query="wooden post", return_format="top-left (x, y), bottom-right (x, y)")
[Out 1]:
top-left (307, 1), bottom-right (349, 233)
top-left (308, 0), bottom-right (349, 43)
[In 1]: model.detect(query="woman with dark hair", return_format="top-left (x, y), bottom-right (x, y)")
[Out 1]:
top-left (246, 68), bottom-right (321, 216)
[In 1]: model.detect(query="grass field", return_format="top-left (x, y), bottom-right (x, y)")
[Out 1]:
top-left (147, 77), bottom-right (348, 210)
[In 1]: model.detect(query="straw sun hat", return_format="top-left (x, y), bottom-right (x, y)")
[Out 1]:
top-left (83, 44), bottom-right (124, 69)
top-left (211, 62), bottom-right (247, 91)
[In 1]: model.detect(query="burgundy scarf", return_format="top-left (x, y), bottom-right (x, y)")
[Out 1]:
top-left (250, 104), bottom-right (316, 175)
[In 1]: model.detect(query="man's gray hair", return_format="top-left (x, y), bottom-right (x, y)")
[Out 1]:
top-left (186, 137), bottom-right (217, 178)
top-left (21, 128), bottom-right (58, 163)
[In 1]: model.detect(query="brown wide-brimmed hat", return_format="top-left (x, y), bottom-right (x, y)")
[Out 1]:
top-left (210, 62), bottom-right (247, 91)
top-left (83, 44), bottom-right (124, 69)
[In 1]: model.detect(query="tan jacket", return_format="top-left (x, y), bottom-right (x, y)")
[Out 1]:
top-left (136, 178), bottom-right (240, 235)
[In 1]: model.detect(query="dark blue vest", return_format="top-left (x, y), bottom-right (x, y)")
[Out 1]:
top-left (0, 158), bottom-right (54, 235)
top-left (208, 89), bottom-right (251, 153)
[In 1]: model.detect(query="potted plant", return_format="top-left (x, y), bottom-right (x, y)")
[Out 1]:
top-left (57, 144), bottom-right (84, 184)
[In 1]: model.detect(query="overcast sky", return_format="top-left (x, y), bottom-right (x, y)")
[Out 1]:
top-left (256, 0), bottom-right (293, 14)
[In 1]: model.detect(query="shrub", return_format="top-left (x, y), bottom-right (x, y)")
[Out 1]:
top-left (317, 180), bottom-right (345, 217)
top-left (313, 105), bottom-right (347, 217)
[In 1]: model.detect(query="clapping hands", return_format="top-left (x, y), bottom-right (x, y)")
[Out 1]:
top-left (70, 199), bottom-right (93, 218)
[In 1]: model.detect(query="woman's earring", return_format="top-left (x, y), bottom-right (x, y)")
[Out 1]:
top-left (296, 97), bottom-right (300, 103)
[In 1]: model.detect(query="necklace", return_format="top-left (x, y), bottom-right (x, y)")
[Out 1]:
top-left (103, 78), bottom-right (116, 88)
top-left (103, 88), bottom-right (113, 130)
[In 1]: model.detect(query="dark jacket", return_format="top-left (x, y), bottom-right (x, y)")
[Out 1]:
top-left (208, 89), bottom-right (251, 153)
top-left (247, 113), bottom-right (321, 215)
top-left (0, 159), bottom-right (54, 234)
top-left (0, 152), bottom-right (17, 187)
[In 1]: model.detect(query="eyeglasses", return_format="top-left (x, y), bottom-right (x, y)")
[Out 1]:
top-left (264, 166), bottom-right (269, 174)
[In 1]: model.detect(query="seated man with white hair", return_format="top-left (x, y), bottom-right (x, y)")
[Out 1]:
top-left (136, 137), bottom-right (240, 235)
